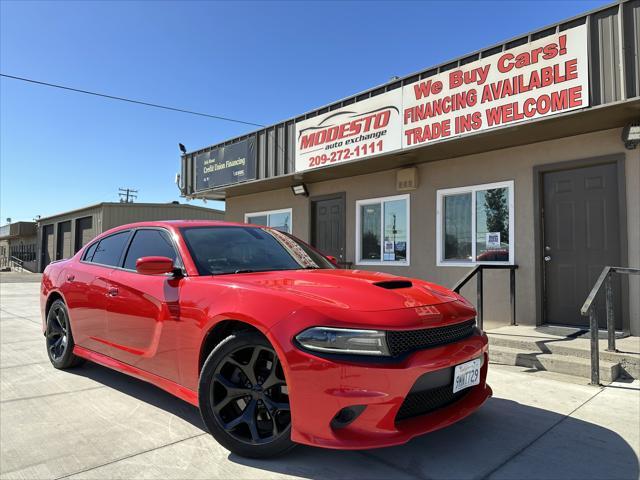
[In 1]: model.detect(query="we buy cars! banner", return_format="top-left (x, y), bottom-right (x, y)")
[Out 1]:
top-left (402, 25), bottom-right (588, 148)
top-left (294, 25), bottom-right (588, 173)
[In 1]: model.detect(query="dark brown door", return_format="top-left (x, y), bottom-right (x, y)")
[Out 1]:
top-left (56, 221), bottom-right (72, 260)
top-left (75, 216), bottom-right (94, 253)
top-left (311, 194), bottom-right (346, 262)
top-left (41, 224), bottom-right (54, 270)
top-left (542, 163), bottom-right (621, 328)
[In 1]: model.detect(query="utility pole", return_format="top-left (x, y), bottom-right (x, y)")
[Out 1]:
top-left (118, 188), bottom-right (138, 203)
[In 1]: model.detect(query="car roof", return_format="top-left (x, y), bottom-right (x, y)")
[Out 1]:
top-left (88, 220), bottom-right (281, 249)
top-left (107, 220), bottom-right (253, 230)
top-left (118, 220), bottom-right (246, 228)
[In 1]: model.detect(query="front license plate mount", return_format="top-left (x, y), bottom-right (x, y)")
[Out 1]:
top-left (453, 358), bottom-right (481, 394)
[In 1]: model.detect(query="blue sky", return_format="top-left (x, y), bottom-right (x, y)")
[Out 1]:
top-left (1, 0), bottom-right (607, 222)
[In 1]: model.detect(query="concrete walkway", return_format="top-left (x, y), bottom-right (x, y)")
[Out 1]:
top-left (1, 282), bottom-right (638, 480)
top-left (0, 272), bottom-right (42, 284)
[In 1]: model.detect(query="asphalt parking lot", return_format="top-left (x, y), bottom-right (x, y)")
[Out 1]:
top-left (1, 278), bottom-right (639, 480)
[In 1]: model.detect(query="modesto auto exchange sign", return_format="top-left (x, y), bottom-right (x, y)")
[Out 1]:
top-left (295, 25), bottom-right (588, 173)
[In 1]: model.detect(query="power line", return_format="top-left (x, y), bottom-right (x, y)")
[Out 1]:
top-left (118, 188), bottom-right (138, 203)
top-left (0, 73), bottom-right (265, 128)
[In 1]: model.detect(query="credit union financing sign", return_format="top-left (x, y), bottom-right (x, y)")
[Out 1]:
top-left (194, 137), bottom-right (257, 191)
top-left (295, 25), bottom-right (588, 173)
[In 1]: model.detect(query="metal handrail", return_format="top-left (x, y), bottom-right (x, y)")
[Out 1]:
top-left (9, 256), bottom-right (24, 272)
top-left (453, 264), bottom-right (518, 330)
top-left (580, 266), bottom-right (640, 385)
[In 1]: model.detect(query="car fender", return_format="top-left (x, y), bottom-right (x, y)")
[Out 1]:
top-left (198, 310), bottom-right (286, 362)
top-left (41, 264), bottom-right (70, 330)
top-left (194, 312), bottom-right (295, 413)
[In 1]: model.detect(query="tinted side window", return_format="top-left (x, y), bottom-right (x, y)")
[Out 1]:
top-left (91, 231), bottom-right (130, 267)
top-left (83, 242), bottom-right (98, 262)
top-left (123, 229), bottom-right (177, 270)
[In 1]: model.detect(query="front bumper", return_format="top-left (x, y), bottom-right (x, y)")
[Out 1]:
top-left (270, 322), bottom-right (490, 449)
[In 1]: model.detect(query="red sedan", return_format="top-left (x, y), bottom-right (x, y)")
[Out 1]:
top-left (41, 220), bottom-right (491, 458)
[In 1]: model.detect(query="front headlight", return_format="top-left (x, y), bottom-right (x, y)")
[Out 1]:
top-left (295, 327), bottom-right (390, 356)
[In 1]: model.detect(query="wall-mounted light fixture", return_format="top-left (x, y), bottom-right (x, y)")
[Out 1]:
top-left (291, 184), bottom-right (309, 197)
top-left (622, 122), bottom-right (640, 150)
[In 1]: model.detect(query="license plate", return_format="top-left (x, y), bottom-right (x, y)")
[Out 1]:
top-left (453, 358), bottom-right (481, 394)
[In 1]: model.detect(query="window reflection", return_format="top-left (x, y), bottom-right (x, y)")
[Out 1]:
top-left (246, 215), bottom-right (268, 227)
top-left (268, 212), bottom-right (291, 233)
top-left (476, 188), bottom-right (509, 261)
top-left (444, 193), bottom-right (472, 260)
top-left (383, 199), bottom-right (407, 261)
top-left (361, 204), bottom-right (381, 260)
top-left (246, 211), bottom-right (291, 233)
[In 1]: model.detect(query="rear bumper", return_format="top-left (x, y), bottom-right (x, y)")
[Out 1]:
top-left (272, 325), bottom-right (490, 449)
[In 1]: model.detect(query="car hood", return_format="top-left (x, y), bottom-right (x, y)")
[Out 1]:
top-left (209, 269), bottom-right (458, 312)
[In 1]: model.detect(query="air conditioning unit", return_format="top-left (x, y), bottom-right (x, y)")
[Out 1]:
top-left (396, 167), bottom-right (418, 191)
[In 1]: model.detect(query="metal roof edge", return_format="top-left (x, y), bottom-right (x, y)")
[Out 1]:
top-left (103, 202), bottom-right (224, 213)
top-left (37, 202), bottom-right (224, 222)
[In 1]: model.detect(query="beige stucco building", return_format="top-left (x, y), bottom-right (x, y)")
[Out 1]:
top-left (0, 221), bottom-right (38, 272)
top-left (36, 202), bottom-right (224, 272)
top-left (180, 2), bottom-right (640, 335)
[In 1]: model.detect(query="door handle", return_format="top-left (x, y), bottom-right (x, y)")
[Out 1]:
top-left (66, 274), bottom-right (75, 282)
top-left (107, 287), bottom-right (119, 297)
top-left (544, 256), bottom-right (552, 262)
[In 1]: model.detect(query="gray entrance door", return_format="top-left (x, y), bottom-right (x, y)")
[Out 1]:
top-left (542, 163), bottom-right (622, 328)
top-left (311, 194), bottom-right (346, 263)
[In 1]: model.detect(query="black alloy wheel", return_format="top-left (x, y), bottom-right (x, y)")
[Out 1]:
top-left (199, 331), bottom-right (295, 458)
top-left (45, 299), bottom-right (83, 369)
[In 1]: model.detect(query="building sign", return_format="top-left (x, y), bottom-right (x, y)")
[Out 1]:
top-left (295, 89), bottom-right (402, 173)
top-left (402, 25), bottom-right (588, 148)
top-left (293, 26), bottom-right (588, 173)
top-left (194, 137), bottom-right (257, 191)
top-left (193, 26), bottom-right (589, 182)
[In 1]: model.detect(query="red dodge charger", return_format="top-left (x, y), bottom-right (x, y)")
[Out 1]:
top-left (41, 220), bottom-right (491, 458)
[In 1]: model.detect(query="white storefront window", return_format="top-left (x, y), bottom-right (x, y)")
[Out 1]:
top-left (356, 194), bottom-right (410, 266)
top-left (245, 208), bottom-right (292, 233)
top-left (436, 181), bottom-right (514, 266)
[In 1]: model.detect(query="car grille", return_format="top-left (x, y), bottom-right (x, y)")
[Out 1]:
top-left (386, 319), bottom-right (476, 357)
top-left (395, 383), bottom-right (471, 422)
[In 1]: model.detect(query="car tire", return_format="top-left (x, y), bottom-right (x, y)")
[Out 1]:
top-left (45, 299), bottom-right (84, 369)
top-left (198, 331), bottom-right (295, 458)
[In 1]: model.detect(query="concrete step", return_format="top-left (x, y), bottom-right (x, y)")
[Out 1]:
top-left (488, 334), bottom-right (639, 379)
top-left (489, 334), bottom-right (619, 361)
top-left (489, 345), bottom-right (621, 382)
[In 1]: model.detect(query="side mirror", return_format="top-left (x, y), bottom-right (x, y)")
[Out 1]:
top-left (326, 255), bottom-right (338, 266)
top-left (136, 256), bottom-right (175, 275)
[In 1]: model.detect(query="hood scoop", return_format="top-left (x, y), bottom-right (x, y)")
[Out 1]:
top-left (373, 280), bottom-right (413, 290)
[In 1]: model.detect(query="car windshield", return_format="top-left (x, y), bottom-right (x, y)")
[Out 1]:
top-left (181, 226), bottom-right (336, 275)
